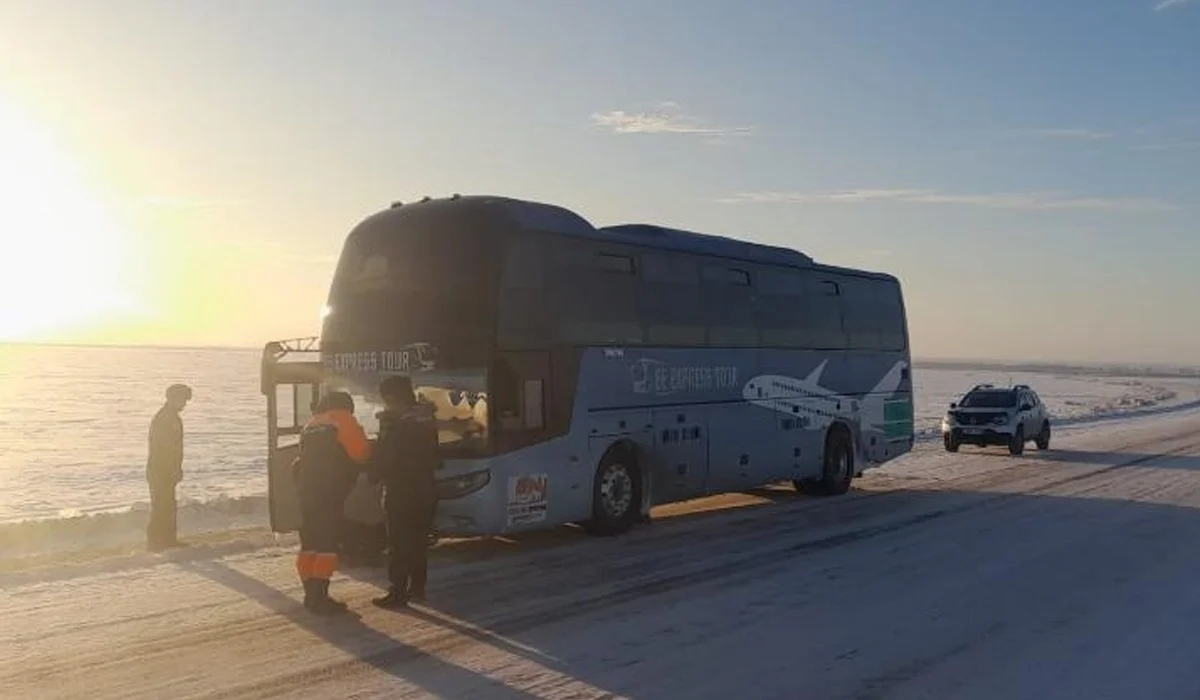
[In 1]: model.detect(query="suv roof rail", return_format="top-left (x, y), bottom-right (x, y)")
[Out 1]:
top-left (971, 383), bottom-right (995, 390)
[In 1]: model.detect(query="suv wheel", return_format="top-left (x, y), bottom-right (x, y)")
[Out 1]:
top-left (1008, 426), bottom-right (1025, 456)
top-left (943, 433), bottom-right (959, 453)
top-left (1035, 422), bottom-right (1051, 450)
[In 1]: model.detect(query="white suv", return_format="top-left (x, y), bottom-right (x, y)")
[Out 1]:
top-left (941, 384), bottom-right (1051, 456)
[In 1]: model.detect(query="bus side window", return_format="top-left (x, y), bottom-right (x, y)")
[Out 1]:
top-left (755, 267), bottom-right (807, 347)
top-left (522, 379), bottom-right (545, 430)
top-left (498, 235), bottom-right (550, 349)
top-left (875, 280), bottom-right (907, 351)
top-left (294, 384), bottom-right (316, 426)
top-left (805, 276), bottom-right (846, 350)
top-left (641, 253), bottom-right (704, 345)
top-left (549, 244), bottom-right (643, 345)
top-left (839, 277), bottom-right (882, 351)
top-left (493, 358), bottom-right (521, 429)
top-left (275, 385), bottom-right (299, 431)
top-left (702, 264), bottom-right (758, 346)
top-left (494, 356), bottom-right (547, 434)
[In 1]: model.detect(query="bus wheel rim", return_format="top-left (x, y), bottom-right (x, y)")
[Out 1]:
top-left (600, 465), bottom-right (634, 517)
top-left (832, 448), bottom-right (849, 481)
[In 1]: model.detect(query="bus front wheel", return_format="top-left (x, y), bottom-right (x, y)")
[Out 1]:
top-left (583, 449), bottom-right (640, 536)
top-left (793, 427), bottom-right (854, 497)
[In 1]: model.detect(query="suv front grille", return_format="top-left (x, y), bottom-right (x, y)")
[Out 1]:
top-left (955, 412), bottom-right (1005, 426)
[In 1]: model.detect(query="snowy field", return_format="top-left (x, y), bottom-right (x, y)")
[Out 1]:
top-left (4, 402), bottom-right (1200, 698)
top-left (2, 344), bottom-right (1200, 565)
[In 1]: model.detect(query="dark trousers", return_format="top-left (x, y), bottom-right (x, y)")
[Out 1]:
top-left (147, 480), bottom-right (177, 549)
top-left (339, 521), bottom-right (386, 566)
top-left (297, 498), bottom-right (342, 582)
top-left (385, 497), bottom-right (432, 595)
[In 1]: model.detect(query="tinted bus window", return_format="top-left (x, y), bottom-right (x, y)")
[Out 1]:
top-left (548, 244), bottom-right (643, 345)
top-left (641, 253), bottom-right (705, 345)
top-left (805, 275), bottom-right (847, 349)
top-left (702, 264), bottom-right (757, 346)
top-left (838, 276), bottom-right (882, 351)
top-left (876, 280), bottom-right (907, 351)
top-left (755, 267), bottom-right (808, 348)
top-left (497, 234), bottom-right (551, 349)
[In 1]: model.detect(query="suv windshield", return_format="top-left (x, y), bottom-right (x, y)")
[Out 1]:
top-left (960, 390), bottom-right (1017, 408)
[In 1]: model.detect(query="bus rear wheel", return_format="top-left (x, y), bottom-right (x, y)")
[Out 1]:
top-left (793, 427), bottom-right (854, 496)
top-left (583, 450), bottom-right (640, 536)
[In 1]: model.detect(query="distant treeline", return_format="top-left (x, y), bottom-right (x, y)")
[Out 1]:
top-left (914, 359), bottom-right (1200, 379)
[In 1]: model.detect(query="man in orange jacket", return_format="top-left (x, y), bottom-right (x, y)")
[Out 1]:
top-left (293, 391), bottom-right (371, 614)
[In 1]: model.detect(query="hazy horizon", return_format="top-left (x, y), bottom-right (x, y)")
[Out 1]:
top-left (3, 340), bottom-right (1197, 373)
top-left (1, 1), bottom-right (1198, 364)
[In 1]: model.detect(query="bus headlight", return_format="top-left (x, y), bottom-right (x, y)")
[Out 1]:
top-left (436, 469), bottom-right (491, 500)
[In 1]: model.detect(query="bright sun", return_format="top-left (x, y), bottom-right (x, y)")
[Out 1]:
top-left (0, 100), bottom-right (138, 342)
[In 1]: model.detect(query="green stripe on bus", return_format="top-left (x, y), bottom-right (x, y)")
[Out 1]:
top-left (883, 398), bottom-right (914, 440)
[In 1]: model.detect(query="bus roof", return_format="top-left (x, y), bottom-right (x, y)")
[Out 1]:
top-left (594, 224), bottom-right (813, 268)
top-left (371, 195), bottom-right (898, 279)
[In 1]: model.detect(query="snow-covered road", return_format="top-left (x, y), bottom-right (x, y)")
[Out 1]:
top-left (7, 410), bottom-right (1200, 699)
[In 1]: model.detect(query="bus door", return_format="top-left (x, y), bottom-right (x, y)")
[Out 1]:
top-left (261, 339), bottom-right (323, 533)
top-left (492, 351), bottom-right (552, 451)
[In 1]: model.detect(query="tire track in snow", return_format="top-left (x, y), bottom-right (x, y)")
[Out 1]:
top-left (7, 422), bottom-right (1200, 699)
top-left (190, 432), bottom-right (1200, 699)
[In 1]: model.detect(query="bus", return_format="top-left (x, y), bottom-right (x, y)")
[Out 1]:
top-left (261, 194), bottom-right (914, 537)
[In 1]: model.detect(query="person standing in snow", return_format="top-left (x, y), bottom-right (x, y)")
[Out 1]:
top-left (146, 383), bottom-right (192, 551)
top-left (292, 391), bottom-right (372, 615)
top-left (370, 375), bottom-right (441, 609)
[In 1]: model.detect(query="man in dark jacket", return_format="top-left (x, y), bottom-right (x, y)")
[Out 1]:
top-left (293, 391), bottom-right (371, 614)
top-left (146, 383), bottom-right (191, 551)
top-left (371, 375), bottom-right (440, 609)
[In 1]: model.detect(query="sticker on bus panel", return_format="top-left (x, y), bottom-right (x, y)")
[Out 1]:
top-left (506, 474), bottom-right (549, 527)
top-left (324, 342), bottom-right (437, 374)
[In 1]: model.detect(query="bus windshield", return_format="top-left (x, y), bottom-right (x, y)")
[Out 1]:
top-left (319, 207), bottom-right (507, 457)
top-left (324, 369), bottom-right (490, 457)
top-left (322, 214), bottom-right (502, 355)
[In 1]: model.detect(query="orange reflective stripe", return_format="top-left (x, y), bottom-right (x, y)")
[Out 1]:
top-left (329, 410), bottom-right (371, 463)
top-left (296, 551), bottom-right (315, 580)
top-left (309, 553), bottom-right (338, 580)
top-left (304, 410), bottom-right (372, 464)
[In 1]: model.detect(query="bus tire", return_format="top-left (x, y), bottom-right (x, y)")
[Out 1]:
top-left (794, 426), bottom-right (855, 496)
top-left (582, 448), bottom-right (640, 536)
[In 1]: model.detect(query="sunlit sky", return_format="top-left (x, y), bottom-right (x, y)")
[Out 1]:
top-left (0, 0), bottom-right (1197, 364)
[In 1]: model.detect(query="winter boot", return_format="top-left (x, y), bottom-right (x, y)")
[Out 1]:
top-left (372, 587), bottom-right (409, 610)
top-left (309, 579), bottom-right (349, 616)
